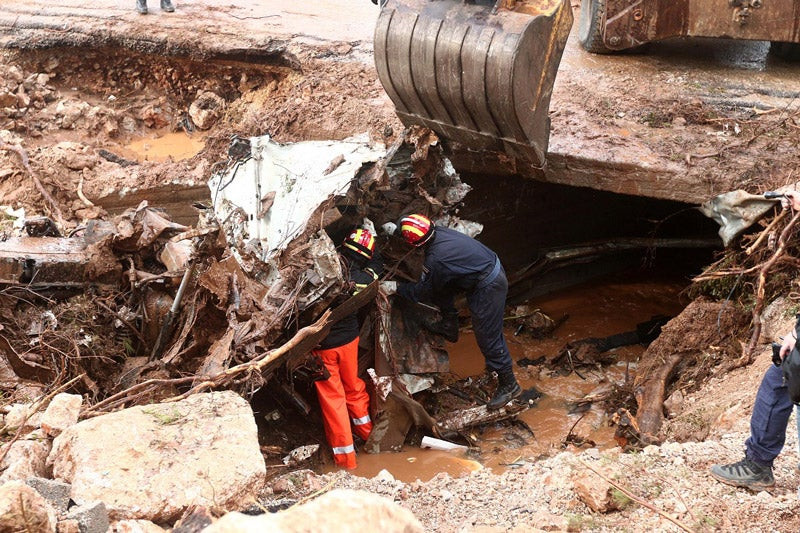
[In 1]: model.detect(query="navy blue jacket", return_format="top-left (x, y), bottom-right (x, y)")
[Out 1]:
top-left (318, 251), bottom-right (383, 349)
top-left (397, 227), bottom-right (497, 309)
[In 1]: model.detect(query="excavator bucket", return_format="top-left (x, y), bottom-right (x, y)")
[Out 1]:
top-left (375, 0), bottom-right (572, 169)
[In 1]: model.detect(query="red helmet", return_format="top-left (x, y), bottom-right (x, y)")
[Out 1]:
top-left (343, 228), bottom-right (375, 259)
top-left (400, 214), bottom-right (434, 247)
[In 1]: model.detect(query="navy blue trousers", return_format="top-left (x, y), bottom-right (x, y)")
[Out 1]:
top-left (746, 363), bottom-right (794, 466)
top-left (466, 267), bottom-right (513, 374)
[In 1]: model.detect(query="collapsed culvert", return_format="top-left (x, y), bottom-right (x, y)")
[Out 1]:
top-left (1, 109), bottom-right (737, 486)
top-left (0, 42), bottom-right (779, 485)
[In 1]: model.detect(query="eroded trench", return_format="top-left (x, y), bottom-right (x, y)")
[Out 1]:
top-left (1, 45), bottom-right (723, 482)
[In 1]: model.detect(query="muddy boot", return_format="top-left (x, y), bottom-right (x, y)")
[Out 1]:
top-left (487, 370), bottom-right (521, 410)
top-left (710, 458), bottom-right (775, 490)
top-left (136, 0), bottom-right (148, 14)
top-left (161, 0), bottom-right (175, 12)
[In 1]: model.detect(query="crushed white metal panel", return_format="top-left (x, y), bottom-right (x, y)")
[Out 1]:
top-left (208, 133), bottom-right (384, 310)
top-left (208, 133), bottom-right (384, 272)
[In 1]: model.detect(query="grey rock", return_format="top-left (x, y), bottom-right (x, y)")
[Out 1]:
top-left (66, 501), bottom-right (109, 533)
top-left (26, 477), bottom-right (72, 514)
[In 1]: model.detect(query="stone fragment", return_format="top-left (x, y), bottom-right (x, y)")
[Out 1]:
top-left (0, 438), bottom-right (51, 482)
top-left (5, 402), bottom-right (42, 431)
top-left (204, 489), bottom-right (424, 533)
top-left (0, 480), bottom-right (57, 533)
top-left (41, 393), bottom-right (83, 437)
top-left (663, 390), bottom-right (684, 419)
top-left (66, 501), bottom-right (110, 533)
top-left (7, 65), bottom-right (24, 83)
top-left (188, 91), bottom-right (225, 130)
top-left (573, 468), bottom-right (619, 513)
top-left (49, 391), bottom-right (265, 522)
top-left (26, 477), bottom-right (72, 514)
top-left (0, 91), bottom-right (17, 107)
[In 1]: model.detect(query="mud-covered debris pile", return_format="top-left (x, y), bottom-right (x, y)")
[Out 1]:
top-left (0, 129), bottom-right (480, 427)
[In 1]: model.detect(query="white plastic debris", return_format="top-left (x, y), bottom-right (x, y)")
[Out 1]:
top-left (420, 436), bottom-right (468, 451)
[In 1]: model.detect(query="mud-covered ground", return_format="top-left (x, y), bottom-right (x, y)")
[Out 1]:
top-left (2, 1), bottom-right (800, 531)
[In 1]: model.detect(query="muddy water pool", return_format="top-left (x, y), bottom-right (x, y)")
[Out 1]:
top-left (125, 130), bottom-right (206, 162)
top-left (349, 273), bottom-right (688, 482)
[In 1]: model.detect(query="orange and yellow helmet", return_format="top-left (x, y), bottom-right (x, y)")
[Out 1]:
top-left (343, 228), bottom-right (376, 259)
top-left (400, 214), bottom-right (434, 247)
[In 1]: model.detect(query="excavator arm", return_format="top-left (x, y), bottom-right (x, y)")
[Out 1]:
top-left (374, 0), bottom-right (573, 170)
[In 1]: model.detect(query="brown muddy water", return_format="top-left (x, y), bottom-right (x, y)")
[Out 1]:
top-left (125, 130), bottom-right (206, 162)
top-left (347, 273), bottom-right (687, 483)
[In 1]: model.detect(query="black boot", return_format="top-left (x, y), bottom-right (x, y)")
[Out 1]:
top-left (487, 370), bottom-right (521, 410)
top-left (136, 0), bottom-right (148, 14)
top-left (161, 0), bottom-right (175, 12)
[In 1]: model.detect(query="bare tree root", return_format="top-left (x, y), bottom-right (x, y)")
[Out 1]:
top-left (737, 211), bottom-right (800, 367)
top-left (0, 141), bottom-right (66, 226)
top-left (634, 353), bottom-right (683, 438)
top-left (577, 458), bottom-right (697, 533)
top-left (82, 310), bottom-right (331, 417)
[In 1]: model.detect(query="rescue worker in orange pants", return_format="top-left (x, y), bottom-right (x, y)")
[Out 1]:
top-left (313, 224), bottom-right (382, 469)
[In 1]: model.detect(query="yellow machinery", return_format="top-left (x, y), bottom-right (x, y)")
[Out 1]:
top-left (374, 0), bottom-right (573, 169)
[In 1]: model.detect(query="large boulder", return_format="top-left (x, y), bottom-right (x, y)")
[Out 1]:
top-left (204, 489), bottom-right (424, 533)
top-left (48, 391), bottom-right (265, 522)
top-left (0, 480), bottom-right (57, 533)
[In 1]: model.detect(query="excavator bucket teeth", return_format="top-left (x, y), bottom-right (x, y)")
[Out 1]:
top-left (375, 0), bottom-right (572, 169)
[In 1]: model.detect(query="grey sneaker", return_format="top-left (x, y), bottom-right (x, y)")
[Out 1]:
top-left (710, 458), bottom-right (775, 489)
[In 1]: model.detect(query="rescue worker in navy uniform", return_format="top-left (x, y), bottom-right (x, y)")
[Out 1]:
top-left (710, 190), bottom-right (800, 489)
top-left (381, 214), bottom-right (521, 410)
top-left (313, 226), bottom-right (382, 469)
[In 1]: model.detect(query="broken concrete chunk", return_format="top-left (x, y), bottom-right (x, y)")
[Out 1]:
top-left (48, 391), bottom-right (265, 522)
top-left (188, 91), bottom-right (225, 130)
top-left (26, 478), bottom-right (72, 515)
top-left (0, 480), bottom-right (57, 533)
top-left (66, 501), bottom-right (110, 533)
top-left (41, 393), bottom-right (82, 437)
top-left (204, 489), bottom-right (424, 533)
top-left (573, 468), bottom-right (620, 513)
top-left (0, 438), bottom-right (51, 482)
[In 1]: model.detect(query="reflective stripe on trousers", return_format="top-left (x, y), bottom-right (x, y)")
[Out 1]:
top-left (314, 336), bottom-right (372, 469)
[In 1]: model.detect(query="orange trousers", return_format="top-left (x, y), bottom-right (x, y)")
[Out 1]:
top-left (313, 336), bottom-right (372, 469)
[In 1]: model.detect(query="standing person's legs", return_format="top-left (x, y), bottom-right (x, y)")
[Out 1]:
top-left (314, 346), bottom-right (357, 469)
top-left (337, 337), bottom-right (372, 441)
top-left (745, 364), bottom-right (794, 465)
top-left (467, 272), bottom-right (512, 373)
top-left (711, 364), bottom-right (791, 488)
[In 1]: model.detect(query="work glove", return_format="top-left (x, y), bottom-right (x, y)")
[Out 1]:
top-left (362, 217), bottom-right (377, 235)
top-left (380, 281), bottom-right (397, 295)
top-left (381, 221), bottom-right (397, 236)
